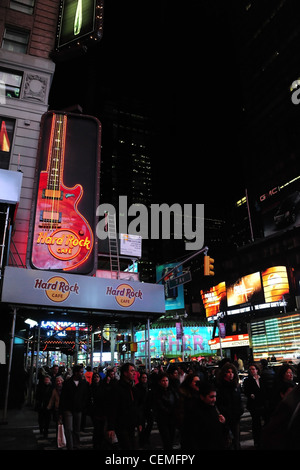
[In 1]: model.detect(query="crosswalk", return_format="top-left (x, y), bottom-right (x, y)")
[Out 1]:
top-left (33, 426), bottom-right (94, 450)
top-left (240, 410), bottom-right (255, 450)
top-left (33, 425), bottom-right (176, 451)
top-left (33, 412), bottom-right (254, 451)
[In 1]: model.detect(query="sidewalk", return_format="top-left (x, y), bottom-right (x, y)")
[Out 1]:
top-left (0, 405), bottom-right (39, 450)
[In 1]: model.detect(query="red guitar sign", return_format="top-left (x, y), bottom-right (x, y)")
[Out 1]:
top-left (30, 112), bottom-right (95, 273)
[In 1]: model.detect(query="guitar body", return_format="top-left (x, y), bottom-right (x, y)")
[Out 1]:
top-left (30, 113), bottom-right (95, 273)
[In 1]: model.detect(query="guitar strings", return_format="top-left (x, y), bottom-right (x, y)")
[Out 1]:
top-left (48, 113), bottom-right (66, 230)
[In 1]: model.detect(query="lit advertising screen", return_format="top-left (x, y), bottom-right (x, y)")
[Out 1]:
top-left (0, 117), bottom-right (15, 170)
top-left (58, 0), bottom-right (96, 48)
top-left (262, 266), bottom-right (289, 302)
top-left (156, 263), bottom-right (185, 311)
top-left (135, 325), bottom-right (214, 359)
top-left (227, 272), bottom-right (263, 307)
top-left (251, 314), bottom-right (300, 362)
top-left (27, 111), bottom-right (101, 275)
top-left (40, 321), bottom-right (87, 331)
top-left (200, 282), bottom-right (226, 318)
top-left (259, 176), bottom-right (300, 238)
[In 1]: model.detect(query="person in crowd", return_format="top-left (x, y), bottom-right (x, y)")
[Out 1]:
top-left (136, 371), bottom-right (154, 449)
top-left (148, 366), bottom-right (160, 391)
top-left (259, 359), bottom-right (276, 421)
top-left (195, 382), bottom-right (227, 450)
top-left (216, 362), bottom-right (244, 450)
top-left (106, 362), bottom-right (142, 450)
top-left (97, 366), bottom-right (106, 380)
top-left (133, 368), bottom-right (140, 385)
top-left (243, 363), bottom-right (267, 448)
top-left (176, 373), bottom-right (201, 449)
top-left (153, 372), bottom-right (178, 450)
top-left (59, 364), bottom-right (90, 450)
top-left (261, 381), bottom-right (300, 450)
top-left (272, 363), bottom-right (296, 412)
top-left (35, 374), bottom-right (53, 437)
top-left (89, 372), bottom-right (106, 449)
top-left (177, 364), bottom-right (187, 384)
top-left (47, 375), bottom-right (64, 435)
top-left (103, 368), bottom-right (118, 388)
top-left (84, 366), bottom-right (93, 385)
top-left (167, 366), bottom-right (180, 398)
top-left (50, 364), bottom-right (60, 387)
top-left (112, 366), bottom-right (120, 380)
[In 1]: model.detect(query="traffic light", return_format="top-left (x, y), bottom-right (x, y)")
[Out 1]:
top-left (204, 255), bottom-right (215, 276)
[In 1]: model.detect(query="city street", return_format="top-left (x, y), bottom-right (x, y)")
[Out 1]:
top-left (0, 399), bottom-right (254, 452)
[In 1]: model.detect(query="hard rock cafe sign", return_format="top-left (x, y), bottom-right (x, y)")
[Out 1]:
top-left (28, 111), bottom-right (100, 274)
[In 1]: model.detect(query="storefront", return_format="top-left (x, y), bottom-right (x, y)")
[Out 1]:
top-left (0, 265), bottom-right (165, 415)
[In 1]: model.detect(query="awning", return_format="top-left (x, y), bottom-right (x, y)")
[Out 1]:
top-left (1, 266), bottom-right (166, 325)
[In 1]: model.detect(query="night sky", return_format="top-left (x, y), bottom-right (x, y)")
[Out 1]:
top-left (49, 1), bottom-right (244, 212)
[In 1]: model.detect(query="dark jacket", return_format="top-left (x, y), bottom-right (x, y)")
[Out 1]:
top-left (35, 382), bottom-right (53, 411)
top-left (216, 380), bottom-right (244, 425)
top-left (261, 384), bottom-right (300, 450)
top-left (194, 400), bottom-right (226, 450)
top-left (107, 378), bottom-right (141, 432)
top-left (153, 385), bottom-right (177, 425)
top-left (176, 385), bottom-right (201, 448)
top-left (89, 379), bottom-right (116, 420)
top-left (59, 377), bottom-right (89, 414)
top-left (243, 375), bottom-right (266, 412)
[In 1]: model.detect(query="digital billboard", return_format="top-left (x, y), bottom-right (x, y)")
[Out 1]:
top-left (135, 325), bottom-right (214, 359)
top-left (156, 263), bottom-right (185, 311)
top-left (251, 314), bottom-right (300, 362)
top-left (262, 266), bottom-right (290, 302)
top-left (0, 117), bottom-right (15, 170)
top-left (27, 111), bottom-right (101, 275)
top-left (259, 176), bottom-right (300, 238)
top-left (227, 272), bottom-right (263, 307)
top-left (200, 282), bottom-right (226, 318)
top-left (57, 0), bottom-right (104, 49)
top-left (201, 266), bottom-right (290, 318)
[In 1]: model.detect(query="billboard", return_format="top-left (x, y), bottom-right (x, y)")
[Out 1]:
top-left (27, 111), bottom-right (101, 275)
top-left (261, 266), bottom-right (289, 302)
top-left (227, 272), bottom-right (263, 307)
top-left (201, 266), bottom-right (290, 318)
top-left (120, 234), bottom-right (142, 258)
top-left (57, 0), bottom-right (104, 50)
top-left (0, 117), bottom-right (15, 170)
top-left (156, 263), bottom-right (185, 311)
top-left (135, 325), bottom-right (214, 358)
top-left (200, 282), bottom-right (226, 319)
top-left (251, 314), bottom-right (300, 362)
top-left (259, 176), bottom-right (300, 238)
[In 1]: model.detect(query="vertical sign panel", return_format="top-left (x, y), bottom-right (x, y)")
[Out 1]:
top-left (27, 111), bottom-right (101, 275)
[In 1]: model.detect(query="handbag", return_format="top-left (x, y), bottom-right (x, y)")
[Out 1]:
top-left (57, 423), bottom-right (66, 448)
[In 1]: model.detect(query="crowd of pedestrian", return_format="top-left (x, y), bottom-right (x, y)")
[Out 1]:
top-left (33, 358), bottom-right (300, 451)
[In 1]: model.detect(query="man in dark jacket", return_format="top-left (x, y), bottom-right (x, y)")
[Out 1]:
top-left (59, 364), bottom-right (89, 450)
top-left (107, 362), bottom-right (142, 449)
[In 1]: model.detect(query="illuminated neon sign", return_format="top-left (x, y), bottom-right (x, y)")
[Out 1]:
top-left (28, 111), bottom-right (101, 274)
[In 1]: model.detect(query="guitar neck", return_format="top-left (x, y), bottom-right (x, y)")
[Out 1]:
top-left (46, 113), bottom-right (67, 196)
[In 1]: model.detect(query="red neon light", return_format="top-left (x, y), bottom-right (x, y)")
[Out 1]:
top-left (0, 120), bottom-right (10, 152)
top-left (31, 113), bottom-right (94, 272)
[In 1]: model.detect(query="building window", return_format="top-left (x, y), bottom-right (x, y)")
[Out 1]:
top-left (10, 0), bottom-right (35, 15)
top-left (2, 26), bottom-right (29, 54)
top-left (0, 68), bottom-right (23, 100)
top-left (0, 117), bottom-right (15, 170)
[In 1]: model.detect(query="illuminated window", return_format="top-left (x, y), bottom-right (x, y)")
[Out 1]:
top-left (2, 26), bottom-right (29, 54)
top-left (0, 117), bottom-right (15, 170)
top-left (0, 68), bottom-right (23, 99)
